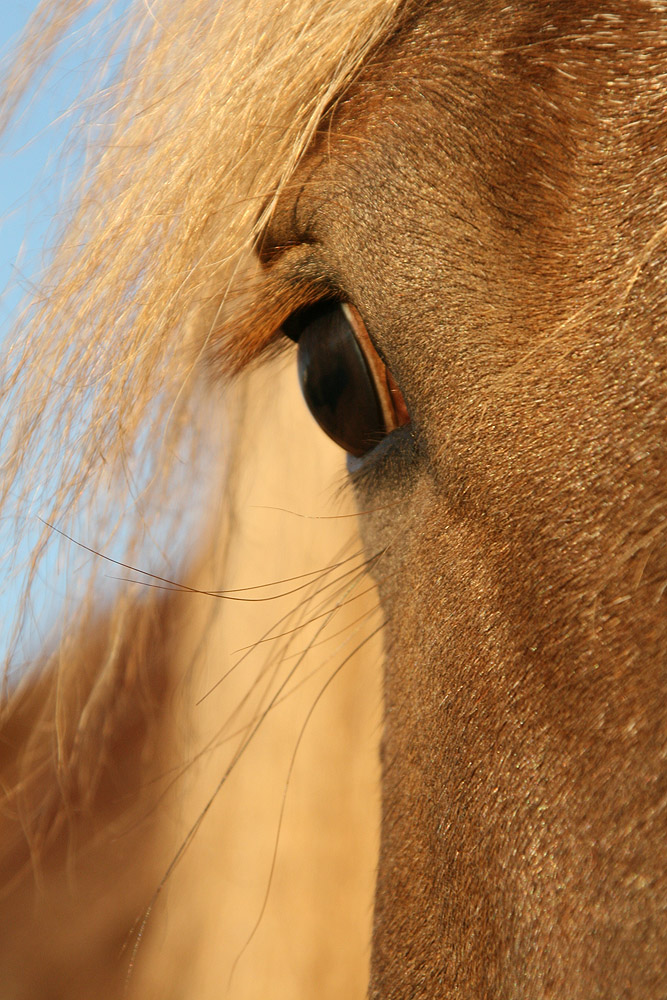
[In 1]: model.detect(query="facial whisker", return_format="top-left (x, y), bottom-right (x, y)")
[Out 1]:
top-left (278, 601), bottom-right (384, 660)
top-left (124, 548), bottom-right (382, 983)
top-left (249, 496), bottom-right (409, 519)
top-left (228, 620), bottom-right (385, 986)
top-left (231, 569), bottom-right (385, 652)
top-left (200, 544), bottom-right (380, 748)
top-left (195, 546), bottom-right (381, 704)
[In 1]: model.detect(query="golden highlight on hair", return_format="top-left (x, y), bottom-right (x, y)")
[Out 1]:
top-left (0, 2), bottom-right (403, 992)
top-left (0, 0), bottom-right (403, 694)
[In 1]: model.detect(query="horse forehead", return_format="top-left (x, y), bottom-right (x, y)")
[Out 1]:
top-left (266, 1), bottom-right (663, 255)
top-left (259, 0), bottom-right (667, 389)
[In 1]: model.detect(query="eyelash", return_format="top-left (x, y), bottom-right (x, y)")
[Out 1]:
top-left (282, 300), bottom-right (410, 457)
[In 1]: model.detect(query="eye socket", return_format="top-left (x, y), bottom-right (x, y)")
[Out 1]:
top-left (282, 301), bottom-right (410, 457)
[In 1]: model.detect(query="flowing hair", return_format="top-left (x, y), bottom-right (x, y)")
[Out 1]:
top-left (0, 0), bottom-right (405, 994)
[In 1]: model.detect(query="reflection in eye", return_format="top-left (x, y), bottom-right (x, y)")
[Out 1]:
top-left (282, 301), bottom-right (410, 457)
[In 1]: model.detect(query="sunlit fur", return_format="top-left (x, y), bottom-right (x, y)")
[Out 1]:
top-left (1, 1), bottom-right (666, 997)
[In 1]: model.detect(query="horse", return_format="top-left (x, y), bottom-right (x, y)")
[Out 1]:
top-left (0, 0), bottom-right (665, 997)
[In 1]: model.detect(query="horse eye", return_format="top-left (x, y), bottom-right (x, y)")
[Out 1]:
top-left (282, 301), bottom-right (410, 457)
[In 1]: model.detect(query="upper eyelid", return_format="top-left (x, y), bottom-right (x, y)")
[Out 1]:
top-left (203, 245), bottom-right (337, 375)
top-left (256, 240), bottom-right (345, 314)
top-left (255, 232), bottom-right (319, 268)
top-left (257, 238), bottom-right (393, 383)
top-left (254, 166), bottom-right (324, 266)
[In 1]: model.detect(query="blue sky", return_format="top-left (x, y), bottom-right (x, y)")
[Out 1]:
top-left (0, 3), bottom-right (134, 670)
top-left (1, 1), bottom-right (137, 309)
top-left (0, 4), bottom-right (114, 322)
top-left (1, 2), bottom-right (215, 673)
top-left (1, 6), bottom-right (79, 667)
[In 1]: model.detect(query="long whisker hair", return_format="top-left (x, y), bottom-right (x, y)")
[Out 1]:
top-left (122, 521), bottom-right (385, 979)
top-left (228, 619), bottom-right (385, 987)
top-left (0, 2), bottom-right (404, 994)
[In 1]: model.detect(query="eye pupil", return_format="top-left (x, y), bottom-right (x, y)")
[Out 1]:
top-left (306, 354), bottom-right (347, 414)
top-left (288, 301), bottom-right (410, 457)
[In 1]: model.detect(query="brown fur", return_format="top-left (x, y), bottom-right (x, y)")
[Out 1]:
top-left (2, 0), bottom-right (666, 997)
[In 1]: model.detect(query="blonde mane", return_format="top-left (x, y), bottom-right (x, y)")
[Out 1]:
top-left (1, 0), bottom-right (402, 764)
top-left (0, 1), bottom-right (405, 994)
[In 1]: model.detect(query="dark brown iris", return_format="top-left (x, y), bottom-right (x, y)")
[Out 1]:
top-left (283, 301), bottom-right (410, 457)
